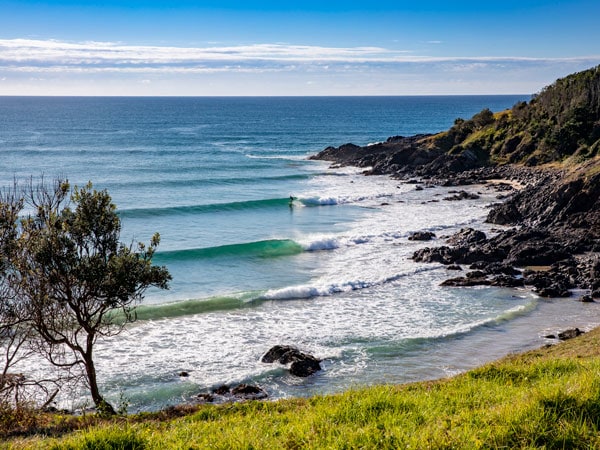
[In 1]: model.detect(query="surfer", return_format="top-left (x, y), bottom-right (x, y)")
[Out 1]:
top-left (289, 195), bottom-right (294, 208)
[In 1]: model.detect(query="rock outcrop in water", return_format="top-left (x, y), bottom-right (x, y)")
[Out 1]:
top-left (312, 65), bottom-right (600, 299)
top-left (196, 383), bottom-right (268, 403)
top-left (261, 345), bottom-right (322, 377)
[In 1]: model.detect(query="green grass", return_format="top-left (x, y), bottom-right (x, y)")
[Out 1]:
top-left (7, 328), bottom-right (600, 449)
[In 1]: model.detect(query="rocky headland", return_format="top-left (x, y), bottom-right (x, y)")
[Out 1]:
top-left (311, 65), bottom-right (600, 300)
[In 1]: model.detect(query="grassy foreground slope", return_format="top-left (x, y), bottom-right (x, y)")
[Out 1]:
top-left (9, 328), bottom-right (600, 449)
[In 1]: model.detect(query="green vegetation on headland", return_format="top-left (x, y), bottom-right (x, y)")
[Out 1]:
top-left (427, 65), bottom-right (600, 166)
top-left (313, 65), bottom-right (600, 175)
top-left (6, 328), bottom-right (600, 449)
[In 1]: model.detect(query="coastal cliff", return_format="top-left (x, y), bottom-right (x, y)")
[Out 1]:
top-left (312, 65), bottom-right (600, 298)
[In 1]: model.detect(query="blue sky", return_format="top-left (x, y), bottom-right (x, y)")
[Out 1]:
top-left (0, 0), bottom-right (599, 95)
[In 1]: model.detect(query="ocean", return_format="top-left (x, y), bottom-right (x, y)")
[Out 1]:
top-left (2, 96), bottom-right (599, 412)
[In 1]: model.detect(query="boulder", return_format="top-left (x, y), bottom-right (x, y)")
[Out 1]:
top-left (412, 246), bottom-right (465, 264)
top-left (506, 242), bottom-right (571, 266)
top-left (482, 262), bottom-right (521, 276)
top-left (445, 228), bottom-right (487, 247)
top-left (557, 328), bottom-right (584, 340)
top-left (408, 231), bottom-right (436, 241)
top-left (443, 190), bottom-right (480, 201)
top-left (290, 359), bottom-right (322, 377)
top-left (213, 384), bottom-right (230, 395)
top-left (535, 284), bottom-right (571, 298)
top-left (440, 276), bottom-right (490, 287)
top-left (261, 345), bottom-right (322, 377)
top-left (230, 384), bottom-right (268, 400)
top-left (261, 345), bottom-right (310, 364)
top-left (490, 275), bottom-right (525, 288)
top-left (197, 383), bottom-right (268, 403)
top-left (524, 270), bottom-right (573, 298)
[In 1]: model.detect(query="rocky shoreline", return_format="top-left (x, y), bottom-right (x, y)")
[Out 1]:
top-left (311, 137), bottom-right (600, 301)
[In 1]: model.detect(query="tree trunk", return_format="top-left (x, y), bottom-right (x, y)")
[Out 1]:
top-left (84, 352), bottom-right (116, 415)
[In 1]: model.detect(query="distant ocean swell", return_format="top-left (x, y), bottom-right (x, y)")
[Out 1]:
top-left (119, 197), bottom-right (293, 218)
top-left (154, 239), bottom-right (304, 261)
top-left (152, 215), bottom-right (485, 264)
top-left (104, 173), bottom-right (312, 191)
top-left (118, 192), bottom-right (396, 219)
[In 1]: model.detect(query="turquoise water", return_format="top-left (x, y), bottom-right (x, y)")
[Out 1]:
top-left (3, 96), bottom-right (600, 412)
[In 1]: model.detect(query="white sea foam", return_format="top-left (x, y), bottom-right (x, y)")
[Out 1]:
top-left (299, 196), bottom-right (340, 206)
top-left (245, 153), bottom-right (308, 161)
top-left (261, 279), bottom-right (375, 301)
top-left (298, 192), bottom-right (393, 207)
top-left (300, 236), bottom-right (341, 251)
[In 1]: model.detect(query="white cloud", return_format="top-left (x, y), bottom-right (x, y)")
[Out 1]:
top-left (2, 38), bottom-right (597, 72)
top-left (0, 39), bottom-right (399, 66)
top-left (0, 38), bottom-right (599, 95)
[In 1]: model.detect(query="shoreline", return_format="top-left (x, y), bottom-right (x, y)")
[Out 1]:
top-left (311, 138), bottom-right (599, 303)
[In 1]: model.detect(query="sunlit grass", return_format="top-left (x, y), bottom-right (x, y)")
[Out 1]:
top-left (7, 327), bottom-right (600, 449)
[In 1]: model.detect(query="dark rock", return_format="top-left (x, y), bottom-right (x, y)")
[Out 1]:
top-left (579, 295), bottom-right (595, 303)
top-left (535, 284), bottom-right (571, 298)
top-left (445, 228), bottom-right (487, 247)
top-left (415, 185), bottom-right (424, 191)
top-left (466, 270), bottom-right (486, 278)
top-left (197, 383), bottom-right (268, 403)
top-left (487, 202), bottom-right (522, 225)
top-left (490, 275), bottom-right (525, 287)
top-left (230, 384), bottom-right (268, 400)
top-left (413, 246), bottom-right (464, 264)
top-left (290, 359), bottom-right (322, 377)
top-left (213, 384), bottom-right (230, 395)
top-left (440, 276), bottom-right (491, 287)
top-left (557, 328), bottom-right (584, 340)
top-left (544, 334), bottom-right (557, 339)
top-left (408, 231), bottom-right (436, 241)
top-left (196, 393), bottom-right (215, 403)
top-left (491, 182), bottom-right (515, 192)
top-left (524, 269), bottom-right (573, 297)
top-left (593, 289), bottom-right (600, 299)
top-left (262, 345), bottom-right (322, 377)
top-left (179, 371), bottom-right (190, 377)
top-left (469, 261), bottom-right (490, 270)
top-left (262, 345), bottom-right (312, 364)
top-left (506, 242), bottom-right (571, 267)
top-left (482, 262), bottom-right (521, 276)
top-left (447, 265), bottom-right (462, 271)
top-left (443, 190), bottom-right (480, 201)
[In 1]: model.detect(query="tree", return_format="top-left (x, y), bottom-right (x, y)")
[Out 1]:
top-left (472, 108), bottom-right (495, 129)
top-left (14, 179), bottom-right (171, 414)
top-left (0, 185), bottom-right (29, 407)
